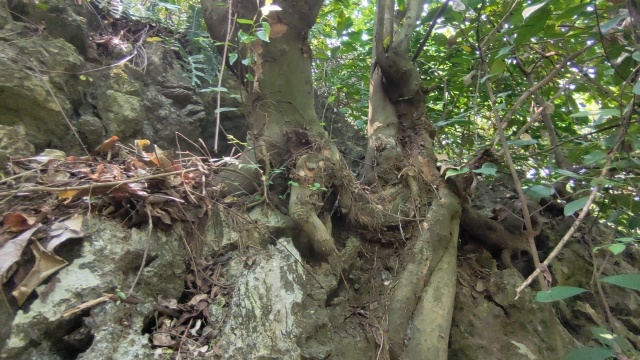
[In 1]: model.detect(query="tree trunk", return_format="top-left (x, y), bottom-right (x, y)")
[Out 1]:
top-left (201, 0), bottom-right (463, 358)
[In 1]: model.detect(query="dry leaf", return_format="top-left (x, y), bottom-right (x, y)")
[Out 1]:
top-left (45, 215), bottom-right (85, 252)
top-left (3, 212), bottom-right (37, 232)
top-left (95, 136), bottom-right (120, 154)
top-left (45, 171), bottom-right (71, 183)
top-left (151, 332), bottom-right (175, 347)
top-left (187, 293), bottom-right (209, 306)
top-left (158, 295), bottom-right (178, 309)
top-left (12, 241), bottom-right (68, 305)
top-left (153, 145), bottom-right (174, 173)
top-left (33, 149), bottom-right (66, 163)
top-left (0, 226), bottom-right (40, 284)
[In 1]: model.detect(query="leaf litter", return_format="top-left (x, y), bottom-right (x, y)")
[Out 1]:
top-left (1, 135), bottom-right (244, 356)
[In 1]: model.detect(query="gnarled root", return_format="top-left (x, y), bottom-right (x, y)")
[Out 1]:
top-left (387, 187), bottom-right (461, 359)
top-left (288, 153), bottom-right (338, 259)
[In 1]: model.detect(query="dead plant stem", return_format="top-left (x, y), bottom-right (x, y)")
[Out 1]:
top-left (0, 168), bottom-right (200, 195)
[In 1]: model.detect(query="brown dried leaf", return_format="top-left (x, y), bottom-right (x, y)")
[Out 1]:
top-left (153, 145), bottom-right (174, 173)
top-left (12, 241), bottom-right (68, 306)
top-left (45, 215), bottom-right (85, 252)
top-left (0, 226), bottom-right (40, 284)
top-left (95, 135), bottom-right (119, 154)
top-left (151, 332), bottom-right (176, 347)
top-left (187, 293), bottom-right (209, 306)
top-left (158, 295), bottom-right (178, 309)
top-left (3, 212), bottom-right (37, 232)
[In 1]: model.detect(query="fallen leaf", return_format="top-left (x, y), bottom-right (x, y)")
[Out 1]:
top-left (12, 241), bottom-right (68, 306)
top-left (153, 145), bottom-right (174, 173)
top-left (152, 318), bottom-right (176, 347)
top-left (45, 215), bottom-right (85, 251)
top-left (187, 293), bottom-right (209, 306)
top-left (45, 171), bottom-right (71, 183)
top-left (0, 226), bottom-right (40, 284)
top-left (33, 149), bottom-right (66, 163)
top-left (95, 138), bottom-right (119, 155)
top-left (151, 332), bottom-right (175, 347)
top-left (57, 189), bottom-right (82, 201)
top-left (158, 295), bottom-right (178, 309)
top-left (3, 212), bottom-right (37, 232)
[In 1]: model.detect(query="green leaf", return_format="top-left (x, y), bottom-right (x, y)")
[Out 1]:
top-left (554, 169), bottom-right (582, 179)
top-left (524, 185), bottom-right (555, 200)
top-left (472, 162), bottom-right (498, 176)
top-left (599, 13), bottom-right (628, 33)
top-left (256, 30), bottom-right (269, 42)
top-left (556, 3), bottom-right (589, 21)
top-left (522, 1), bottom-right (549, 20)
top-left (606, 243), bottom-right (626, 255)
top-left (634, 82), bottom-right (640, 95)
top-left (633, 51), bottom-right (640, 62)
top-left (496, 45), bottom-right (514, 59)
top-left (229, 52), bottom-right (238, 65)
top-left (570, 109), bottom-right (620, 118)
top-left (215, 107), bottom-right (238, 114)
top-left (615, 237), bottom-right (636, 243)
top-left (601, 274), bottom-right (640, 291)
top-left (444, 167), bottom-right (469, 179)
top-left (534, 286), bottom-right (587, 302)
top-left (565, 346), bottom-right (614, 360)
top-left (489, 59), bottom-right (506, 76)
top-left (237, 18), bottom-right (254, 25)
top-left (564, 196), bottom-right (590, 217)
top-left (583, 150), bottom-right (606, 165)
top-left (261, 21), bottom-right (271, 39)
top-left (591, 327), bottom-right (632, 353)
top-left (629, 215), bottom-right (640, 230)
top-left (508, 139), bottom-right (538, 146)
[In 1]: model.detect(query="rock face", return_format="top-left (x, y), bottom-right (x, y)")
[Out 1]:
top-left (0, 0), bottom-right (245, 157)
top-left (1, 1), bottom-right (640, 359)
top-left (218, 238), bottom-right (305, 359)
top-left (2, 217), bottom-right (187, 359)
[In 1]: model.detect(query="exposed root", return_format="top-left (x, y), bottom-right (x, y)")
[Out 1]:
top-left (289, 152), bottom-right (339, 259)
top-left (386, 187), bottom-right (461, 359)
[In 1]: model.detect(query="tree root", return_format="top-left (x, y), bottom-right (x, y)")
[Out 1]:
top-left (460, 204), bottom-right (531, 268)
top-left (386, 187), bottom-right (461, 359)
top-left (288, 152), bottom-right (339, 259)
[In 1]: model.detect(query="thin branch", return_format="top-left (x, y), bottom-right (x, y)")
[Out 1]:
top-left (214, 0), bottom-right (235, 152)
top-left (412, 0), bottom-right (450, 62)
top-left (515, 100), bottom-right (634, 298)
top-left (374, 0), bottom-right (389, 67)
top-left (480, 0), bottom-right (518, 49)
top-left (530, 124), bottom-right (619, 156)
top-left (0, 168), bottom-right (200, 195)
top-left (393, 0), bottom-right (429, 54)
top-left (495, 43), bottom-right (596, 134)
top-left (481, 58), bottom-right (544, 288)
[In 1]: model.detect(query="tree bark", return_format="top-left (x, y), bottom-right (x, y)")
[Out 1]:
top-left (201, 1), bottom-right (463, 358)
